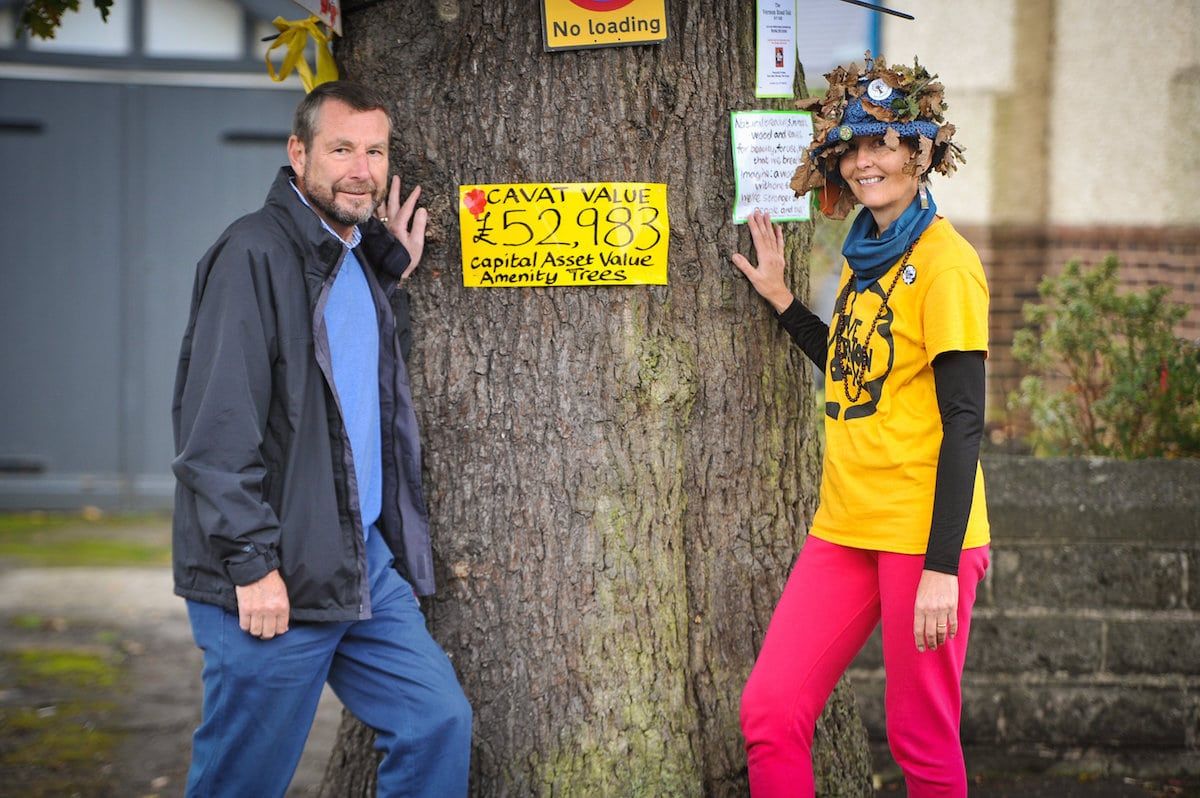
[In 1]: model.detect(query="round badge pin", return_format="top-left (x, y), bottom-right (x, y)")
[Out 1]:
top-left (838, 125), bottom-right (854, 141)
top-left (902, 264), bottom-right (917, 285)
top-left (867, 78), bottom-right (894, 103)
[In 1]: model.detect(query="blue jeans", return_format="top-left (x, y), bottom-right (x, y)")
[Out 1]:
top-left (185, 527), bottom-right (471, 797)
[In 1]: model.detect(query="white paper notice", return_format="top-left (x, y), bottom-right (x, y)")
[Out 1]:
top-left (731, 110), bottom-right (814, 224)
top-left (756, 0), bottom-right (796, 98)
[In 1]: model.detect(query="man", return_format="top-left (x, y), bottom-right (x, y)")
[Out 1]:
top-left (171, 81), bottom-right (471, 797)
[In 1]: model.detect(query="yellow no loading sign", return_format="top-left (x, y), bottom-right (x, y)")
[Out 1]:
top-left (541, 0), bottom-right (668, 51)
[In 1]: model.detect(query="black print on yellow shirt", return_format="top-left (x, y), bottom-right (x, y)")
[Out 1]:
top-left (827, 279), bottom-right (897, 422)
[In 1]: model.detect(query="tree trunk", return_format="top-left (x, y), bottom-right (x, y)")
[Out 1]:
top-left (322, 1), bottom-right (872, 795)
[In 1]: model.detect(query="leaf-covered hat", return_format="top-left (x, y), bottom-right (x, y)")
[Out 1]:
top-left (791, 52), bottom-right (965, 219)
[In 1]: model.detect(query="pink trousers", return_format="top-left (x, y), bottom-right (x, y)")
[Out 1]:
top-left (740, 536), bottom-right (989, 797)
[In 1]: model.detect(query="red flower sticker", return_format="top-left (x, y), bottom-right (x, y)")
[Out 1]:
top-left (320, 0), bottom-right (338, 26)
top-left (463, 189), bottom-right (487, 218)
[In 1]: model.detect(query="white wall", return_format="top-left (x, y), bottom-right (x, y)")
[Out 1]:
top-left (1049, 0), bottom-right (1200, 225)
top-left (144, 0), bottom-right (245, 59)
top-left (884, 0), bottom-right (1200, 228)
top-left (881, 0), bottom-right (1017, 225)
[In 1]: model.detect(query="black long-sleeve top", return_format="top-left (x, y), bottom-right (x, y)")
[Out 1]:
top-left (777, 297), bottom-right (985, 575)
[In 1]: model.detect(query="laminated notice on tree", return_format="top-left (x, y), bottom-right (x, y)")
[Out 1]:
top-left (755, 0), bottom-right (796, 98)
top-left (459, 182), bottom-right (669, 288)
top-left (730, 110), bottom-right (813, 224)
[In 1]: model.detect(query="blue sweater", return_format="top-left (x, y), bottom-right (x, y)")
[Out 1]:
top-left (323, 246), bottom-right (382, 535)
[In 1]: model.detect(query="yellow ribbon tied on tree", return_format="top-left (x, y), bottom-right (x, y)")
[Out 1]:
top-left (265, 16), bottom-right (339, 93)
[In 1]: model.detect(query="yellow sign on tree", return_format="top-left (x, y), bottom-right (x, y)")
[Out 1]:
top-left (458, 182), bottom-right (669, 288)
top-left (541, 0), bottom-right (668, 51)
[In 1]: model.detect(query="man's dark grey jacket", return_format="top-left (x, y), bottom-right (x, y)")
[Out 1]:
top-left (171, 167), bottom-right (434, 621)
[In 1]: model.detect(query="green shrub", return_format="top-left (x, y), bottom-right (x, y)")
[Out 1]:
top-left (1009, 255), bottom-right (1200, 458)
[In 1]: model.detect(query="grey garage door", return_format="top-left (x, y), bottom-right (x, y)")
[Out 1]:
top-left (0, 78), bottom-right (298, 509)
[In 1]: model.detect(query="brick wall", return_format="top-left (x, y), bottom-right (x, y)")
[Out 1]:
top-left (847, 455), bottom-right (1200, 777)
top-left (956, 225), bottom-right (1200, 429)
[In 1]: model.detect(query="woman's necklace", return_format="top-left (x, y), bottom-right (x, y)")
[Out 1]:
top-left (831, 242), bottom-right (917, 403)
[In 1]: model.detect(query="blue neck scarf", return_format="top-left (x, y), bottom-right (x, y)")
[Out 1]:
top-left (842, 189), bottom-right (938, 290)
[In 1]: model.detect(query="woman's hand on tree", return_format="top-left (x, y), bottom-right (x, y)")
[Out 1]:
top-left (730, 210), bottom-right (794, 314)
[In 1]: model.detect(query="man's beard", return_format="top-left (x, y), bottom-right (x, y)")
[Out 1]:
top-left (303, 170), bottom-right (383, 227)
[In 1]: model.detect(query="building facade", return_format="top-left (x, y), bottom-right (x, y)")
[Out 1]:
top-left (883, 0), bottom-right (1200, 426)
top-left (0, 0), bottom-right (302, 508)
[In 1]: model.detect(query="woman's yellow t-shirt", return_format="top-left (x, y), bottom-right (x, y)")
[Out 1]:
top-left (810, 217), bottom-right (991, 555)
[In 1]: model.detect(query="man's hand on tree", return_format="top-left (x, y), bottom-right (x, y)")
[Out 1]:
top-left (376, 175), bottom-right (427, 281)
top-left (235, 569), bottom-right (290, 639)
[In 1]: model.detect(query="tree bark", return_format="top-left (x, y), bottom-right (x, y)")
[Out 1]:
top-left (322, 1), bottom-right (872, 795)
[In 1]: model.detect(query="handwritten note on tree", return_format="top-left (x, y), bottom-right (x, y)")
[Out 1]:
top-left (730, 110), bottom-right (813, 224)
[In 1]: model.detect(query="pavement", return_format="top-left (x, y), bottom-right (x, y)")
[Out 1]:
top-left (0, 564), bottom-right (342, 797)
top-left (1, 518), bottom-right (1196, 797)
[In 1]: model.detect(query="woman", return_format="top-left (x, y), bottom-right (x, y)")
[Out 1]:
top-left (732, 55), bottom-right (990, 798)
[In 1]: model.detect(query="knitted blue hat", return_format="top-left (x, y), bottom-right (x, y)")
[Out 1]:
top-left (790, 54), bottom-right (965, 220)
top-left (812, 79), bottom-right (940, 158)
